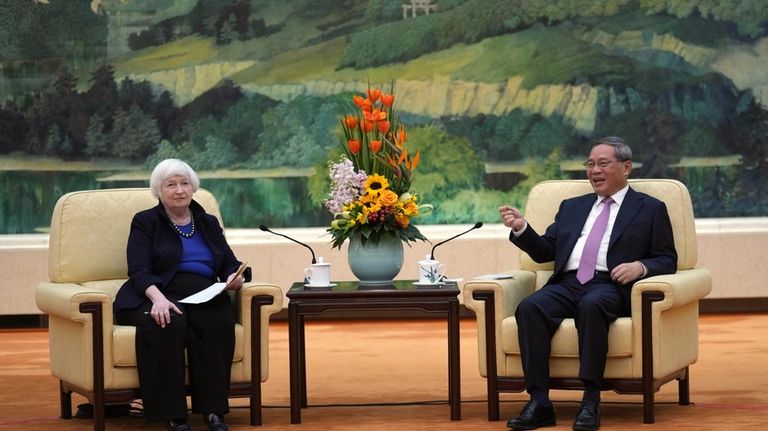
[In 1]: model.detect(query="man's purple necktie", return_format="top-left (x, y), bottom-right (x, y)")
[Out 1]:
top-left (577, 197), bottom-right (614, 284)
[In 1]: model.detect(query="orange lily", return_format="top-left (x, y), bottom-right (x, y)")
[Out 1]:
top-left (370, 140), bottom-right (382, 153)
top-left (368, 88), bottom-right (381, 102)
top-left (364, 108), bottom-right (387, 123)
top-left (348, 139), bottom-right (361, 154)
top-left (377, 120), bottom-right (391, 133)
top-left (353, 95), bottom-right (372, 112)
top-left (353, 95), bottom-right (367, 108)
top-left (361, 120), bottom-right (375, 133)
top-left (380, 93), bottom-right (395, 107)
top-left (344, 115), bottom-right (358, 130)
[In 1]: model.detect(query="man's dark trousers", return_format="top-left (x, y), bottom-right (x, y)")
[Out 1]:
top-left (515, 271), bottom-right (627, 393)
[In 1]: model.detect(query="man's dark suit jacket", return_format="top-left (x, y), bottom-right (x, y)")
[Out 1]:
top-left (510, 187), bottom-right (677, 303)
top-left (114, 199), bottom-right (251, 313)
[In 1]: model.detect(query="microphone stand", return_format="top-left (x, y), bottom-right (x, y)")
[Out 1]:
top-left (430, 222), bottom-right (483, 260)
top-left (259, 225), bottom-right (317, 264)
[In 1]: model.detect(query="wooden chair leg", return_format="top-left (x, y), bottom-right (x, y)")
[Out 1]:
top-left (679, 367), bottom-right (690, 405)
top-left (249, 321), bottom-right (263, 427)
top-left (249, 384), bottom-right (262, 426)
top-left (472, 290), bottom-right (501, 421)
top-left (642, 389), bottom-right (655, 424)
top-left (488, 380), bottom-right (500, 421)
top-left (94, 399), bottom-right (105, 431)
top-left (80, 302), bottom-right (106, 431)
top-left (249, 295), bottom-right (274, 426)
top-left (641, 291), bottom-right (664, 424)
top-left (59, 381), bottom-right (72, 419)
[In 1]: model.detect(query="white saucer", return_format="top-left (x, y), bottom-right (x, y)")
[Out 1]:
top-left (413, 281), bottom-right (445, 287)
top-left (304, 283), bottom-right (337, 288)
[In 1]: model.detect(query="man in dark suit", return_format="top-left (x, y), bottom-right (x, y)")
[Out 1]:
top-left (498, 137), bottom-right (677, 431)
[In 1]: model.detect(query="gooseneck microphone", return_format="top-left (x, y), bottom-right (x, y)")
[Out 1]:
top-left (259, 224), bottom-right (317, 264)
top-left (430, 222), bottom-right (483, 260)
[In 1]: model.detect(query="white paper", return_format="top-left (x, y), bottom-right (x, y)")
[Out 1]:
top-left (473, 273), bottom-right (514, 280)
top-left (179, 282), bottom-right (227, 304)
top-left (178, 261), bottom-right (247, 304)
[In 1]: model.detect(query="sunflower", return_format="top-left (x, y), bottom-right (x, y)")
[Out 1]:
top-left (364, 174), bottom-right (389, 194)
top-left (358, 192), bottom-right (379, 205)
top-left (362, 200), bottom-right (382, 216)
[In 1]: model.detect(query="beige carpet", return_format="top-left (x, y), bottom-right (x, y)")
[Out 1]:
top-left (0, 314), bottom-right (766, 430)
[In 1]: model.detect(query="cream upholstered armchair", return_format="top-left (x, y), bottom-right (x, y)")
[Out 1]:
top-left (463, 179), bottom-right (711, 424)
top-left (35, 188), bottom-right (283, 431)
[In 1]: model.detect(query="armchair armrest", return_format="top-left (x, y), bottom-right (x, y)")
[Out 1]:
top-left (36, 281), bottom-right (114, 323)
top-left (630, 268), bottom-right (712, 315)
top-left (236, 282), bottom-right (283, 383)
top-left (35, 281), bottom-right (117, 393)
top-left (237, 282), bottom-right (283, 323)
top-left (628, 268), bottom-right (712, 382)
top-left (463, 271), bottom-right (537, 318)
top-left (462, 270), bottom-right (537, 378)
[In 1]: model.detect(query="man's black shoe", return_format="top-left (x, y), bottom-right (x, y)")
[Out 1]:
top-left (572, 400), bottom-right (600, 431)
top-left (506, 400), bottom-right (556, 430)
top-left (167, 419), bottom-right (192, 431)
top-left (204, 413), bottom-right (228, 431)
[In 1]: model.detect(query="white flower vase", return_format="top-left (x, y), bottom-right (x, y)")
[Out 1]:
top-left (347, 233), bottom-right (404, 285)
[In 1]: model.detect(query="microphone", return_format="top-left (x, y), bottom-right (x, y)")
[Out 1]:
top-left (259, 224), bottom-right (317, 264)
top-left (430, 222), bottom-right (483, 260)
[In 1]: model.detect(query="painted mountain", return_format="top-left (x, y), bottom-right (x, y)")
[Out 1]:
top-left (1, 0), bottom-right (767, 227)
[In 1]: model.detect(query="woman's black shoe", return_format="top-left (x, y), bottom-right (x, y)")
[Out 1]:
top-left (204, 413), bottom-right (228, 431)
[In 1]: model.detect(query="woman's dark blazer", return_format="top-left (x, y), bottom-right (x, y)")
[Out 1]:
top-left (113, 198), bottom-right (251, 313)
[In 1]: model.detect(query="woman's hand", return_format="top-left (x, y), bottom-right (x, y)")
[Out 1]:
top-left (145, 284), bottom-right (183, 328)
top-left (225, 272), bottom-right (245, 291)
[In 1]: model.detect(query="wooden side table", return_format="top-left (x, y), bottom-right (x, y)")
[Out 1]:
top-left (286, 280), bottom-right (461, 424)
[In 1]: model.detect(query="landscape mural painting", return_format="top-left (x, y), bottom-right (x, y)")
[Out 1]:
top-left (1, 0), bottom-right (767, 234)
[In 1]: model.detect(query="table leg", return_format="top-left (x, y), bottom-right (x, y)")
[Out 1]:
top-left (299, 314), bottom-right (308, 408)
top-left (448, 298), bottom-right (461, 420)
top-left (288, 303), bottom-right (302, 424)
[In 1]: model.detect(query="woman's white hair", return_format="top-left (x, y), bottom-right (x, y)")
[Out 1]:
top-left (149, 159), bottom-right (200, 199)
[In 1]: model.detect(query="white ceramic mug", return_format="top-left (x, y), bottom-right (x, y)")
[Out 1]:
top-left (304, 257), bottom-right (331, 286)
top-left (417, 256), bottom-right (446, 284)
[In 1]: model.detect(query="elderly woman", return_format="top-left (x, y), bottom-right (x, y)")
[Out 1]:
top-left (114, 159), bottom-right (249, 431)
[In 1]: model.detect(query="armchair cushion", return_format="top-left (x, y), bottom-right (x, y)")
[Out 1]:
top-left (501, 317), bottom-right (633, 359)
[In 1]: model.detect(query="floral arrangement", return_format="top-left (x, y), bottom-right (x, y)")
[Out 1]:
top-left (325, 86), bottom-right (430, 249)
